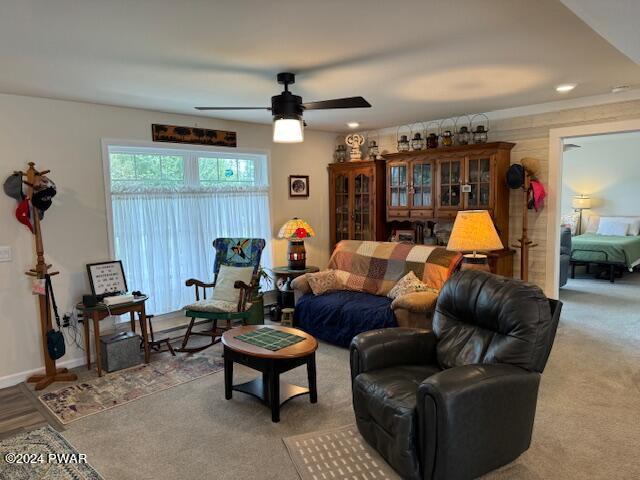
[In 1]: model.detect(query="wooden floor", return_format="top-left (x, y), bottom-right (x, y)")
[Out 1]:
top-left (0, 384), bottom-right (49, 440)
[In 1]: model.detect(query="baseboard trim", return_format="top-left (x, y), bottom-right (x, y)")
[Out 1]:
top-left (0, 356), bottom-right (86, 390)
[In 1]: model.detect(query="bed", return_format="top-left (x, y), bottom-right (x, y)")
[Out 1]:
top-left (570, 233), bottom-right (640, 282)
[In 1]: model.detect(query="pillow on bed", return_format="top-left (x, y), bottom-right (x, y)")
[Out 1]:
top-left (597, 216), bottom-right (640, 236)
top-left (597, 219), bottom-right (629, 236)
top-left (585, 214), bottom-right (600, 234)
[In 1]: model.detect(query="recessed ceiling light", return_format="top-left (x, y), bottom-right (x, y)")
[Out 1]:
top-left (347, 122), bottom-right (360, 129)
top-left (556, 84), bottom-right (576, 93)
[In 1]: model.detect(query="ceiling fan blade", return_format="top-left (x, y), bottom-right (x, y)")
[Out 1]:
top-left (302, 97), bottom-right (371, 110)
top-left (195, 107), bottom-right (271, 111)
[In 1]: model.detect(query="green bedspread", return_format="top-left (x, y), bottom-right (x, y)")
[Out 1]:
top-left (571, 233), bottom-right (640, 268)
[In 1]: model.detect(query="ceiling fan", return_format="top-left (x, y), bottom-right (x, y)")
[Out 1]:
top-left (195, 72), bottom-right (371, 143)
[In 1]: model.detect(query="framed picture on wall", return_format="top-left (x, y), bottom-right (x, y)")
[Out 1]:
top-left (289, 175), bottom-right (309, 197)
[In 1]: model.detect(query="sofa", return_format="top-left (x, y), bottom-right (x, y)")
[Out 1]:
top-left (292, 240), bottom-right (461, 347)
top-left (350, 270), bottom-right (562, 480)
top-left (559, 226), bottom-right (571, 287)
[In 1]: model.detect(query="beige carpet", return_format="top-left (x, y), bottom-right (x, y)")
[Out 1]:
top-left (47, 275), bottom-right (640, 479)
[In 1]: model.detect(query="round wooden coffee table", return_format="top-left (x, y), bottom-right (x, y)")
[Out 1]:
top-left (222, 325), bottom-right (318, 422)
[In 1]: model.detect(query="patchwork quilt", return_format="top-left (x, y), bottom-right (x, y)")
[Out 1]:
top-left (327, 240), bottom-right (462, 296)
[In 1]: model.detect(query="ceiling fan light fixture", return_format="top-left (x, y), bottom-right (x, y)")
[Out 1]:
top-left (273, 116), bottom-right (304, 143)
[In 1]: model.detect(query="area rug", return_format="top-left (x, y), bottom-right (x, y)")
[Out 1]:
top-left (0, 426), bottom-right (103, 479)
top-left (39, 354), bottom-right (224, 424)
top-left (283, 424), bottom-right (400, 480)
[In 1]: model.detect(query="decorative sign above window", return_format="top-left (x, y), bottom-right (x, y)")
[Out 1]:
top-left (152, 124), bottom-right (237, 147)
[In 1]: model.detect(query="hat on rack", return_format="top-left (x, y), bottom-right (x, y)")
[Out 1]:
top-left (506, 164), bottom-right (525, 189)
top-left (31, 177), bottom-right (57, 213)
top-left (3, 173), bottom-right (24, 202)
top-left (15, 198), bottom-right (34, 233)
top-left (528, 179), bottom-right (546, 211)
top-left (521, 157), bottom-right (541, 176)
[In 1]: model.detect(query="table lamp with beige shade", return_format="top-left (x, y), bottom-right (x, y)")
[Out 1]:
top-left (278, 217), bottom-right (315, 270)
top-left (447, 210), bottom-right (503, 272)
top-left (571, 194), bottom-right (591, 234)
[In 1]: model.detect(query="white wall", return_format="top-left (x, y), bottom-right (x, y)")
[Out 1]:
top-left (0, 93), bottom-right (336, 385)
top-left (561, 132), bottom-right (640, 219)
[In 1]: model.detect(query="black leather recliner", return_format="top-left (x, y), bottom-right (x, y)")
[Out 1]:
top-left (350, 270), bottom-right (562, 480)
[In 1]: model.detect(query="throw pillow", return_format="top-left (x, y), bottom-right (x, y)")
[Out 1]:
top-left (585, 214), bottom-right (600, 233)
top-left (599, 216), bottom-right (640, 236)
top-left (211, 265), bottom-right (255, 304)
top-left (307, 270), bottom-right (339, 295)
top-left (390, 290), bottom-right (439, 313)
top-left (560, 212), bottom-right (579, 235)
top-left (388, 271), bottom-right (434, 300)
top-left (597, 219), bottom-right (629, 236)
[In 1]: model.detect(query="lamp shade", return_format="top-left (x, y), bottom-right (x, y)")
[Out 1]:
top-left (447, 210), bottom-right (503, 252)
top-left (571, 195), bottom-right (591, 210)
top-left (278, 217), bottom-right (315, 239)
top-left (273, 118), bottom-right (304, 143)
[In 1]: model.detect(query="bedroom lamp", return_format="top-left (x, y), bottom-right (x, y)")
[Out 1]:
top-left (278, 217), bottom-right (315, 270)
top-left (571, 194), bottom-right (591, 234)
top-left (447, 210), bottom-right (503, 272)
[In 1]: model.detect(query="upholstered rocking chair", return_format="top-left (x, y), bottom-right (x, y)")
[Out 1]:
top-left (176, 238), bottom-right (266, 353)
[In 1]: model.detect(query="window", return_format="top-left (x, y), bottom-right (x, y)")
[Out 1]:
top-left (104, 142), bottom-right (272, 315)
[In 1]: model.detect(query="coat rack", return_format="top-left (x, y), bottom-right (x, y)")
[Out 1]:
top-left (511, 169), bottom-right (538, 282)
top-left (19, 162), bottom-right (77, 390)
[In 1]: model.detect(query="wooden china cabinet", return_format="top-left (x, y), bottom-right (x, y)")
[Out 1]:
top-left (328, 160), bottom-right (387, 248)
top-left (384, 142), bottom-right (515, 277)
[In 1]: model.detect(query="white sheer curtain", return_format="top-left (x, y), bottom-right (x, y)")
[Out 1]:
top-left (110, 164), bottom-right (272, 315)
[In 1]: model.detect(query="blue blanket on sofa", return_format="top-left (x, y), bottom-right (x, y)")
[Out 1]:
top-left (294, 291), bottom-right (398, 347)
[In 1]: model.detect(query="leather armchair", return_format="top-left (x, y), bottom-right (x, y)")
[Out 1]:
top-left (350, 270), bottom-right (562, 480)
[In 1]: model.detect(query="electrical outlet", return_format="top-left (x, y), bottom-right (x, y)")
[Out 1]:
top-left (0, 246), bottom-right (11, 263)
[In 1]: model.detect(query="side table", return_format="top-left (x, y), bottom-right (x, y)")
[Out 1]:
top-left (271, 266), bottom-right (319, 320)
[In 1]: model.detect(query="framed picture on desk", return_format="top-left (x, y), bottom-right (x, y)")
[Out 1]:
top-left (87, 260), bottom-right (128, 298)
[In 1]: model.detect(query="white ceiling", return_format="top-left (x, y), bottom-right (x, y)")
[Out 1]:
top-left (560, 0), bottom-right (640, 65)
top-left (1, 0), bottom-right (639, 132)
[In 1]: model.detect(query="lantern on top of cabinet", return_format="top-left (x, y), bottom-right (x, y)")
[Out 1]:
top-left (457, 126), bottom-right (471, 145)
top-left (368, 139), bottom-right (379, 159)
top-left (471, 114), bottom-right (490, 144)
top-left (439, 118), bottom-right (455, 147)
top-left (472, 125), bottom-right (489, 144)
top-left (366, 130), bottom-right (380, 160)
top-left (397, 135), bottom-right (410, 152)
top-left (397, 125), bottom-right (411, 152)
top-left (455, 115), bottom-right (472, 145)
top-left (425, 121), bottom-right (440, 149)
top-left (411, 132), bottom-right (425, 151)
top-left (334, 144), bottom-right (347, 163)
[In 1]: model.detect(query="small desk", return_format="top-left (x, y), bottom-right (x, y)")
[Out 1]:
top-left (77, 296), bottom-right (150, 377)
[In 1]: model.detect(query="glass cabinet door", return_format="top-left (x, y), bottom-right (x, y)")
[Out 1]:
top-left (467, 157), bottom-right (491, 208)
top-left (438, 159), bottom-right (462, 208)
top-left (388, 163), bottom-right (408, 208)
top-left (412, 161), bottom-right (433, 208)
top-left (334, 174), bottom-right (350, 241)
top-left (353, 172), bottom-right (372, 240)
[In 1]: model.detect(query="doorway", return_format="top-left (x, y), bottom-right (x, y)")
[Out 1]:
top-left (545, 118), bottom-right (640, 298)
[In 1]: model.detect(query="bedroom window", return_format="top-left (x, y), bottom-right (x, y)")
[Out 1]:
top-left (103, 142), bottom-right (272, 315)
